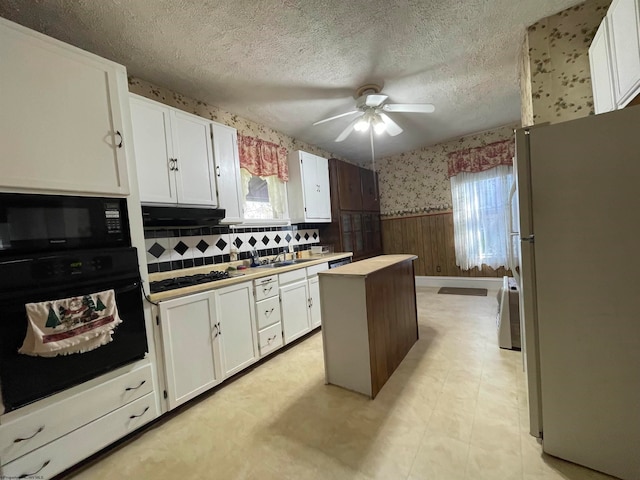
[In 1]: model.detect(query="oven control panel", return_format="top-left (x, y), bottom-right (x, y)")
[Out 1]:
top-left (32, 255), bottom-right (115, 279)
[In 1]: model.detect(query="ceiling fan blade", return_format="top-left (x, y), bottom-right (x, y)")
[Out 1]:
top-left (378, 113), bottom-right (403, 136)
top-left (312, 110), bottom-right (360, 126)
top-left (382, 103), bottom-right (436, 113)
top-left (335, 114), bottom-right (364, 142)
top-left (365, 94), bottom-right (388, 107)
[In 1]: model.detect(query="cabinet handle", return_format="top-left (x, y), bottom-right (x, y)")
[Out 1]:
top-left (14, 426), bottom-right (44, 443)
top-left (213, 323), bottom-right (219, 338)
top-left (125, 380), bottom-right (146, 391)
top-left (267, 335), bottom-right (277, 344)
top-left (265, 307), bottom-right (274, 317)
top-left (307, 298), bottom-right (312, 308)
top-left (129, 406), bottom-right (150, 419)
top-left (18, 460), bottom-right (50, 479)
top-left (115, 130), bottom-right (123, 148)
top-left (168, 159), bottom-right (175, 171)
top-left (217, 322), bottom-right (221, 335)
top-left (173, 158), bottom-right (179, 171)
top-left (216, 165), bottom-right (221, 177)
top-left (263, 285), bottom-right (272, 295)
top-left (309, 298), bottom-right (313, 307)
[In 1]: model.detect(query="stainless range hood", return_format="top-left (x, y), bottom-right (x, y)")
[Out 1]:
top-left (141, 206), bottom-right (226, 228)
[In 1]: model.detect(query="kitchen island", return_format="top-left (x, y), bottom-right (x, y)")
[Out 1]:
top-left (318, 254), bottom-right (418, 398)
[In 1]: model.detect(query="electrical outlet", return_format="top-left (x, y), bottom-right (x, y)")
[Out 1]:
top-left (436, 265), bottom-right (441, 272)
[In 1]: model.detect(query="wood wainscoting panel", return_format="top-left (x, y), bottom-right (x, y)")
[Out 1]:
top-left (381, 212), bottom-right (512, 278)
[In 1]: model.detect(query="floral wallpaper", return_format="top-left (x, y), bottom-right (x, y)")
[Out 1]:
top-left (376, 125), bottom-right (516, 218)
top-left (128, 76), bottom-right (342, 161)
top-left (526, 0), bottom-right (611, 124)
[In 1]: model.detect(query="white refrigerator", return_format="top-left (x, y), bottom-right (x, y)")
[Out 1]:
top-left (515, 105), bottom-right (640, 480)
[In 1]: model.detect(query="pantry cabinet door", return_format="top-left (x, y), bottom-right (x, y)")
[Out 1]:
top-left (130, 96), bottom-right (177, 203)
top-left (159, 292), bottom-right (221, 410)
top-left (0, 19), bottom-right (129, 195)
top-left (172, 111), bottom-right (218, 206)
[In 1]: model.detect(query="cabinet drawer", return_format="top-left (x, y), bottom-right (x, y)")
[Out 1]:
top-left (306, 262), bottom-right (329, 277)
top-left (0, 362), bottom-right (153, 465)
top-left (279, 268), bottom-right (307, 285)
top-left (1, 392), bottom-right (157, 480)
top-left (256, 296), bottom-right (282, 330)
top-left (254, 276), bottom-right (279, 301)
top-left (258, 323), bottom-right (284, 358)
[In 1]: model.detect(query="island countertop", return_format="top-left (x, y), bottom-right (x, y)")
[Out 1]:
top-left (318, 254), bottom-right (417, 277)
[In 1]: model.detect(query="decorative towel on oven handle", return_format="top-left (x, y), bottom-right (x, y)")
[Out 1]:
top-left (19, 289), bottom-right (123, 357)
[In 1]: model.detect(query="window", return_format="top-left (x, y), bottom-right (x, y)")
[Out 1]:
top-left (451, 165), bottom-right (513, 270)
top-left (240, 169), bottom-right (288, 221)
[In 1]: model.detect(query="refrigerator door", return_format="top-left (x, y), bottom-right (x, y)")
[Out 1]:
top-left (514, 127), bottom-right (543, 438)
top-left (528, 106), bottom-right (640, 480)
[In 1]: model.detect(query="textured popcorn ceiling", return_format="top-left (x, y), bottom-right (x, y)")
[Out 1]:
top-left (0, 0), bottom-right (583, 162)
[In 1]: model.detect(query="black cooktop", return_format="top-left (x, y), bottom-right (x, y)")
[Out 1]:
top-left (150, 270), bottom-right (230, 293)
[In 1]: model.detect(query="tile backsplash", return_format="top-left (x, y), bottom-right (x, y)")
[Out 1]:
top-left (144, 225), bottom-right (320, 274)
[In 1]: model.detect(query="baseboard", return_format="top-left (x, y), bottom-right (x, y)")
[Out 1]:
top-left (415, 275), bottom-right (503, 290)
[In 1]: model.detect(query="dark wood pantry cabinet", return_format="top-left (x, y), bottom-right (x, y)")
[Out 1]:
top-left (320, 159), bottom-right (383, 260)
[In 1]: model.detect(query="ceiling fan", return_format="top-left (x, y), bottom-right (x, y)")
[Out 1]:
top-left (312, 84), bottom-right (435, 142)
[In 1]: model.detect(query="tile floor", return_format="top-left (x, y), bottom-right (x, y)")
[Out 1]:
top-left (66, 287), bottom-right (617, 480)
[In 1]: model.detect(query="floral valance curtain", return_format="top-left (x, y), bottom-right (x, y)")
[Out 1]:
top-left (446, 139), bottom-right (514, 178)
top-left (237, 134), bottom-right (289, 182)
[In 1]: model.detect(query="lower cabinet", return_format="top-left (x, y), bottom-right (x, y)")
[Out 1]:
top-left (159, 291), bottom-right (222, 410)
top-left (158, 281), bottom-right (259, 410)
top-left (308, 276), bottom-right (322, 329)
top-left (214, 282), bottom-right (258, 377)
top-left (280, 280), bottom-right (311, 344)
top-left (0, 361), bottom-right (157, 479)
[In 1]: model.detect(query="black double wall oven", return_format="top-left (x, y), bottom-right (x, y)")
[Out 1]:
top-left (0, 193), bottom-right (148, 413)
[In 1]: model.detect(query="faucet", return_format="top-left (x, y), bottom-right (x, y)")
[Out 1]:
top-left (272, 248), bottom-right (287, 264)
top-left (250, 248), bottom-right (261, 267)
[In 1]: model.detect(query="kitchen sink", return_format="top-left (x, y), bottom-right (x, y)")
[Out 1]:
top-left (252, 259), bottom-right (314, 269)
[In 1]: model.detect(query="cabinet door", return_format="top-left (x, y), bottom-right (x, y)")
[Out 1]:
top-left (172, 111), bottom-right (218, 206)
top-left (214, 282), bottom-right (258, 378)
top-left (301, 153), bottom-right (331, 220)
top-left (280, 280), bottom-right (311, 344)
top-left (308, 276), bottom-right (322, 328)
top-left (211, 123), bottom-right (244, 223)
top-left (0, 20), bottom-right (129, 195)
top-left (341, 212), bottom-right (354, 253)
top-left (608, 0), bottom-right (640, 105)
top-left (360, 168), bottom-right (380, 211)
top-left (159, 292), bottom-right (221, 410)
top-left (130, 96), bottom-right (176, 203)
top-left (589, 22), bottom-right (616, 114)
top-left (337, 161), bottom-right (363, 210)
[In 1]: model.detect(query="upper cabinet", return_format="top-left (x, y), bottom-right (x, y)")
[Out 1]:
top-left (211, 123), bottom-right (243, 224)
top-left (337, 161), bottom-right (363, 211)
top-left (590, 0), bottom-right (640, 112)
top-left (360, 168), bottom-right (380, 212)
top-left (287, 150), bottom-right (331, 223)
top-left (0, 18), bottom-right (130, 195)
top-left (130, 94), bottom-right (218, 207)
top-left (589, 22), bottom-right (616, 114)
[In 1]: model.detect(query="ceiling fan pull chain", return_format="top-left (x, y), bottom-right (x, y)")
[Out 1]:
top-left (369, 128), bottom-right (378, 201)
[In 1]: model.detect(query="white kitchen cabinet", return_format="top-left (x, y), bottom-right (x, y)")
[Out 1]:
top-left (158, 292), bottom-right (221, 410)
top-left (280, 279), bottom-right (312, 344)
top-left (213, 281), bottom-right (258, 377)
top-left (287, 150), bottom-right (331, 223)
top-left (589, 22), bottom-right (616, 114)
top-left (307, 262), bottom-right (329, 329)
top-left (308, 276), bottom-right (322, 329)
top-left (608, 0), bottom-right (640, 106)
top-left (130, 94), bottom-right (218, 207)
top-left (0, 17), bottom-right (129, 195)
top-left (211, 122), bottom-right (244, 224)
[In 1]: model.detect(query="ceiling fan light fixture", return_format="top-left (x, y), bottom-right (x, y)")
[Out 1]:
top-left (372, 115), bottom-right (386, 134)
top-left (354, 117), bottom-right (370, 132)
